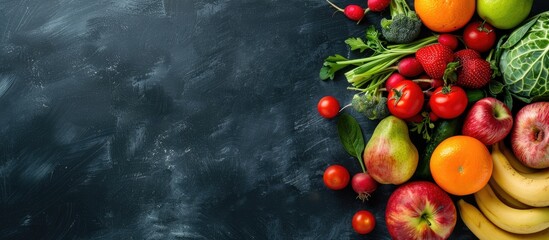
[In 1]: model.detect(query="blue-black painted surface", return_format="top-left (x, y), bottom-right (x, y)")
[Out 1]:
top-left (0, 0), bottom-right (547, 239)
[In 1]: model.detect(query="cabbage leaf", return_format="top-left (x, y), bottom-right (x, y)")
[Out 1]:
top-left (499, 11), bottom-right (549, 103)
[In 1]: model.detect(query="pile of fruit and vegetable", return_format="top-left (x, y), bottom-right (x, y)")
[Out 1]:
top-left (316, 0), bottom-right (548, 238)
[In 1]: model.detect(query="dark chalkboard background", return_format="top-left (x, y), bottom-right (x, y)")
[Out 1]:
top-left (0, 0), bottom-right (547, 239)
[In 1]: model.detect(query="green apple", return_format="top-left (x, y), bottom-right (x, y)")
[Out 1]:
top-left (477, 0), bottom-right (533, 29)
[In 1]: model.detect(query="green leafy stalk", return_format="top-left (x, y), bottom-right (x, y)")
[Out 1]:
top-left (319, 27), bottom-right (438, 81)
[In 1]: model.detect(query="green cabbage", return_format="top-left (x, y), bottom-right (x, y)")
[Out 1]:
top-left (499, 11), bottom-right (549, 103)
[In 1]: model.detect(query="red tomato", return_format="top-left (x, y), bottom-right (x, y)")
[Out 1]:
top-left (387, 80), bottom-right (424, 119)
top-left (463, 21), bottom-right (496, 53)
top-left (317, 96), bottom-right (340, 119)
top-left (429, 86), bottom-right (468, 119)
top-left (352, 210), bottom-right (376, 234)
top-left (323, 165), bottom-right (350, 190)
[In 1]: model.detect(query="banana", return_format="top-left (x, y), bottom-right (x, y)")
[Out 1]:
top-left (500, 141), bottom-right (537, 174)
top-left (474, 183), bottom-right (549, 234)
top-left (489, 177), bottom-right (531, 209)
top-left (500, 141), bottom-right (549, 180)
top-left (491, 142), bottom-right (549, 207)
top-left (458, 199), bottom-right (549, 240)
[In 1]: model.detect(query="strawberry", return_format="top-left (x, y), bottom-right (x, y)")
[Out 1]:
top-left (454, 49), bottom-right (481, 63)
top-left (415, 44), bottom-right (455, 79)
top-left (456, 58), bottom-right (492, 89)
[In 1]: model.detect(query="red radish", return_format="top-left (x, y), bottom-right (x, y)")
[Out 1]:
top-left (365, 0), bottom-right (391, 13)
top-left (430, 78), bottom-right (444, 89)
top-left (351, 172), bottom-right (378, 202)
top-left (397, 56), bottom-right (424, 77)
top-left (326, 0), bottom-right (365, 22)
top-left (438, 34), bottom-right (459, 50)
top-left (385, 72), bottom-right (406, 92)
top-left (413, 78), bottom-right (443, 90)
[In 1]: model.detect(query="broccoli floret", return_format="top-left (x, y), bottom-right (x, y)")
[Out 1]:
top-left (381, 0), bottom-right (422, 44)
top-left (352, 92), bottom-right (390, 120)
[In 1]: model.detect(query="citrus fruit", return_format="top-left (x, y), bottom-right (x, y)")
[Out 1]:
top-left (477, 0), bottom-right (533, 29)
top-left (414, 0), bottom-right (475, 33)
top-left (430, 135), bottom-right (493, 196)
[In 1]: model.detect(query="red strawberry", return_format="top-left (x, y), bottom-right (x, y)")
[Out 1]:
top-left (415, 44), bottom-right (455, 79)
top-left (454, 49), bottom-right (481, 63)
top-left (456, 58), bottom-right (492, 89)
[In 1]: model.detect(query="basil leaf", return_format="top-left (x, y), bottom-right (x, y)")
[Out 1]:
top-left (337, 113), bottom-right (365, 161)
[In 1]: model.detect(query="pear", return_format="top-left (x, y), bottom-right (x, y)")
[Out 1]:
top-left (363, 116), bottom-right (418, 185)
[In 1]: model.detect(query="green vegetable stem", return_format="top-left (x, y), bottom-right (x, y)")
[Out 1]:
top-left (320, 26), bottom-right (438, 88)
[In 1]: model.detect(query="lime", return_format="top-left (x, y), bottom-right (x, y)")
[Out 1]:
top-left (477, 0), bottom-right (533, 29)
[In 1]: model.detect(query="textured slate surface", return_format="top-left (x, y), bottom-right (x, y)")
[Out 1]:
top-left (0, 0), bottom-right (547, 239)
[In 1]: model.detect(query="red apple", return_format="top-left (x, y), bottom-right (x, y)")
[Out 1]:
top-left (462, 97), bottom-right (513, 145)
top-left (386, 181), bottom-right (457, 240)
top-left (511, 101), bottom-right (549, 169)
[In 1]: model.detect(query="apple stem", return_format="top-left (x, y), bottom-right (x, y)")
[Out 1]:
top-left (421, 213), bottom-right (432, 226)
top-left (534, 128), bottom-right (543, 142)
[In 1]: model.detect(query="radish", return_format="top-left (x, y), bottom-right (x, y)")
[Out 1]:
top-left (385, 72), bottom-right (406, 92)
top-left (413, 76), bottom-right (443, 91)
top-left (397, 56), bottom-right (424, 77)
top-left (438, 34), bottom-right (459, 50)
top-left (326, 0), bottom-right (390, 22)
top-left (351, 172), bottom-right (378, 202)
top-left (365, 0), bottom-right (391, 13)
top-left (326, 0), bottom-right (365, 22)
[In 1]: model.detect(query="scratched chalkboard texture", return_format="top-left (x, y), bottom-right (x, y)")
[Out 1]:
top-left (0, 0), bottom-right (547, 239)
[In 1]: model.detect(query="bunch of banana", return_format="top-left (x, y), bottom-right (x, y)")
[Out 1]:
top-left (490, 142), bottom-right (549, 207)
top-left (458, 141), bottom-right (549, 239)
top-left (458, 200), bottom-right (549, 240)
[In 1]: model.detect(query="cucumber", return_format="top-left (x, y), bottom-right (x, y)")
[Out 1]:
top-left (415, 118), bottom-right (460, 180)
top-left (466, 89), bottom-right (486, 103)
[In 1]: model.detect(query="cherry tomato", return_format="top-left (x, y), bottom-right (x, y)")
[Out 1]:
top-left (352, 210), bottom-right (376, 234)
top-left (387, 80), bottom-right (424, 119)
top-left (463, 21), bottom-right (496, 53)
top-left (317, 96), bottom-right (340, 119)
top-left (429, 86), bottom-right (468, 119)
top-left (323, 165), bottom-right (350, 190)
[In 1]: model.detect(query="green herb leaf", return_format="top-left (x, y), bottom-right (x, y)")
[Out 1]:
top-left (410, 112), bottom-right (435, 141)
top-left (337, 113), bottom-right (366, 172)
top-left (319, 54), bottom-right (349, 80)
top-left (345, 37), bottom-right (369, 53)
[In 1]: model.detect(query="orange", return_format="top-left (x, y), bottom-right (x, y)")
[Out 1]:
top-left (430, 135), bottom-right (493, 196)
top-left (414, 0), bottom-right (476, 33)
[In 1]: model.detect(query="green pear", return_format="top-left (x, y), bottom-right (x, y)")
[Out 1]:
top-left (477, 0), bottom-right (533, 29)
top-left (363, 116), bottom-right (418, 185)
